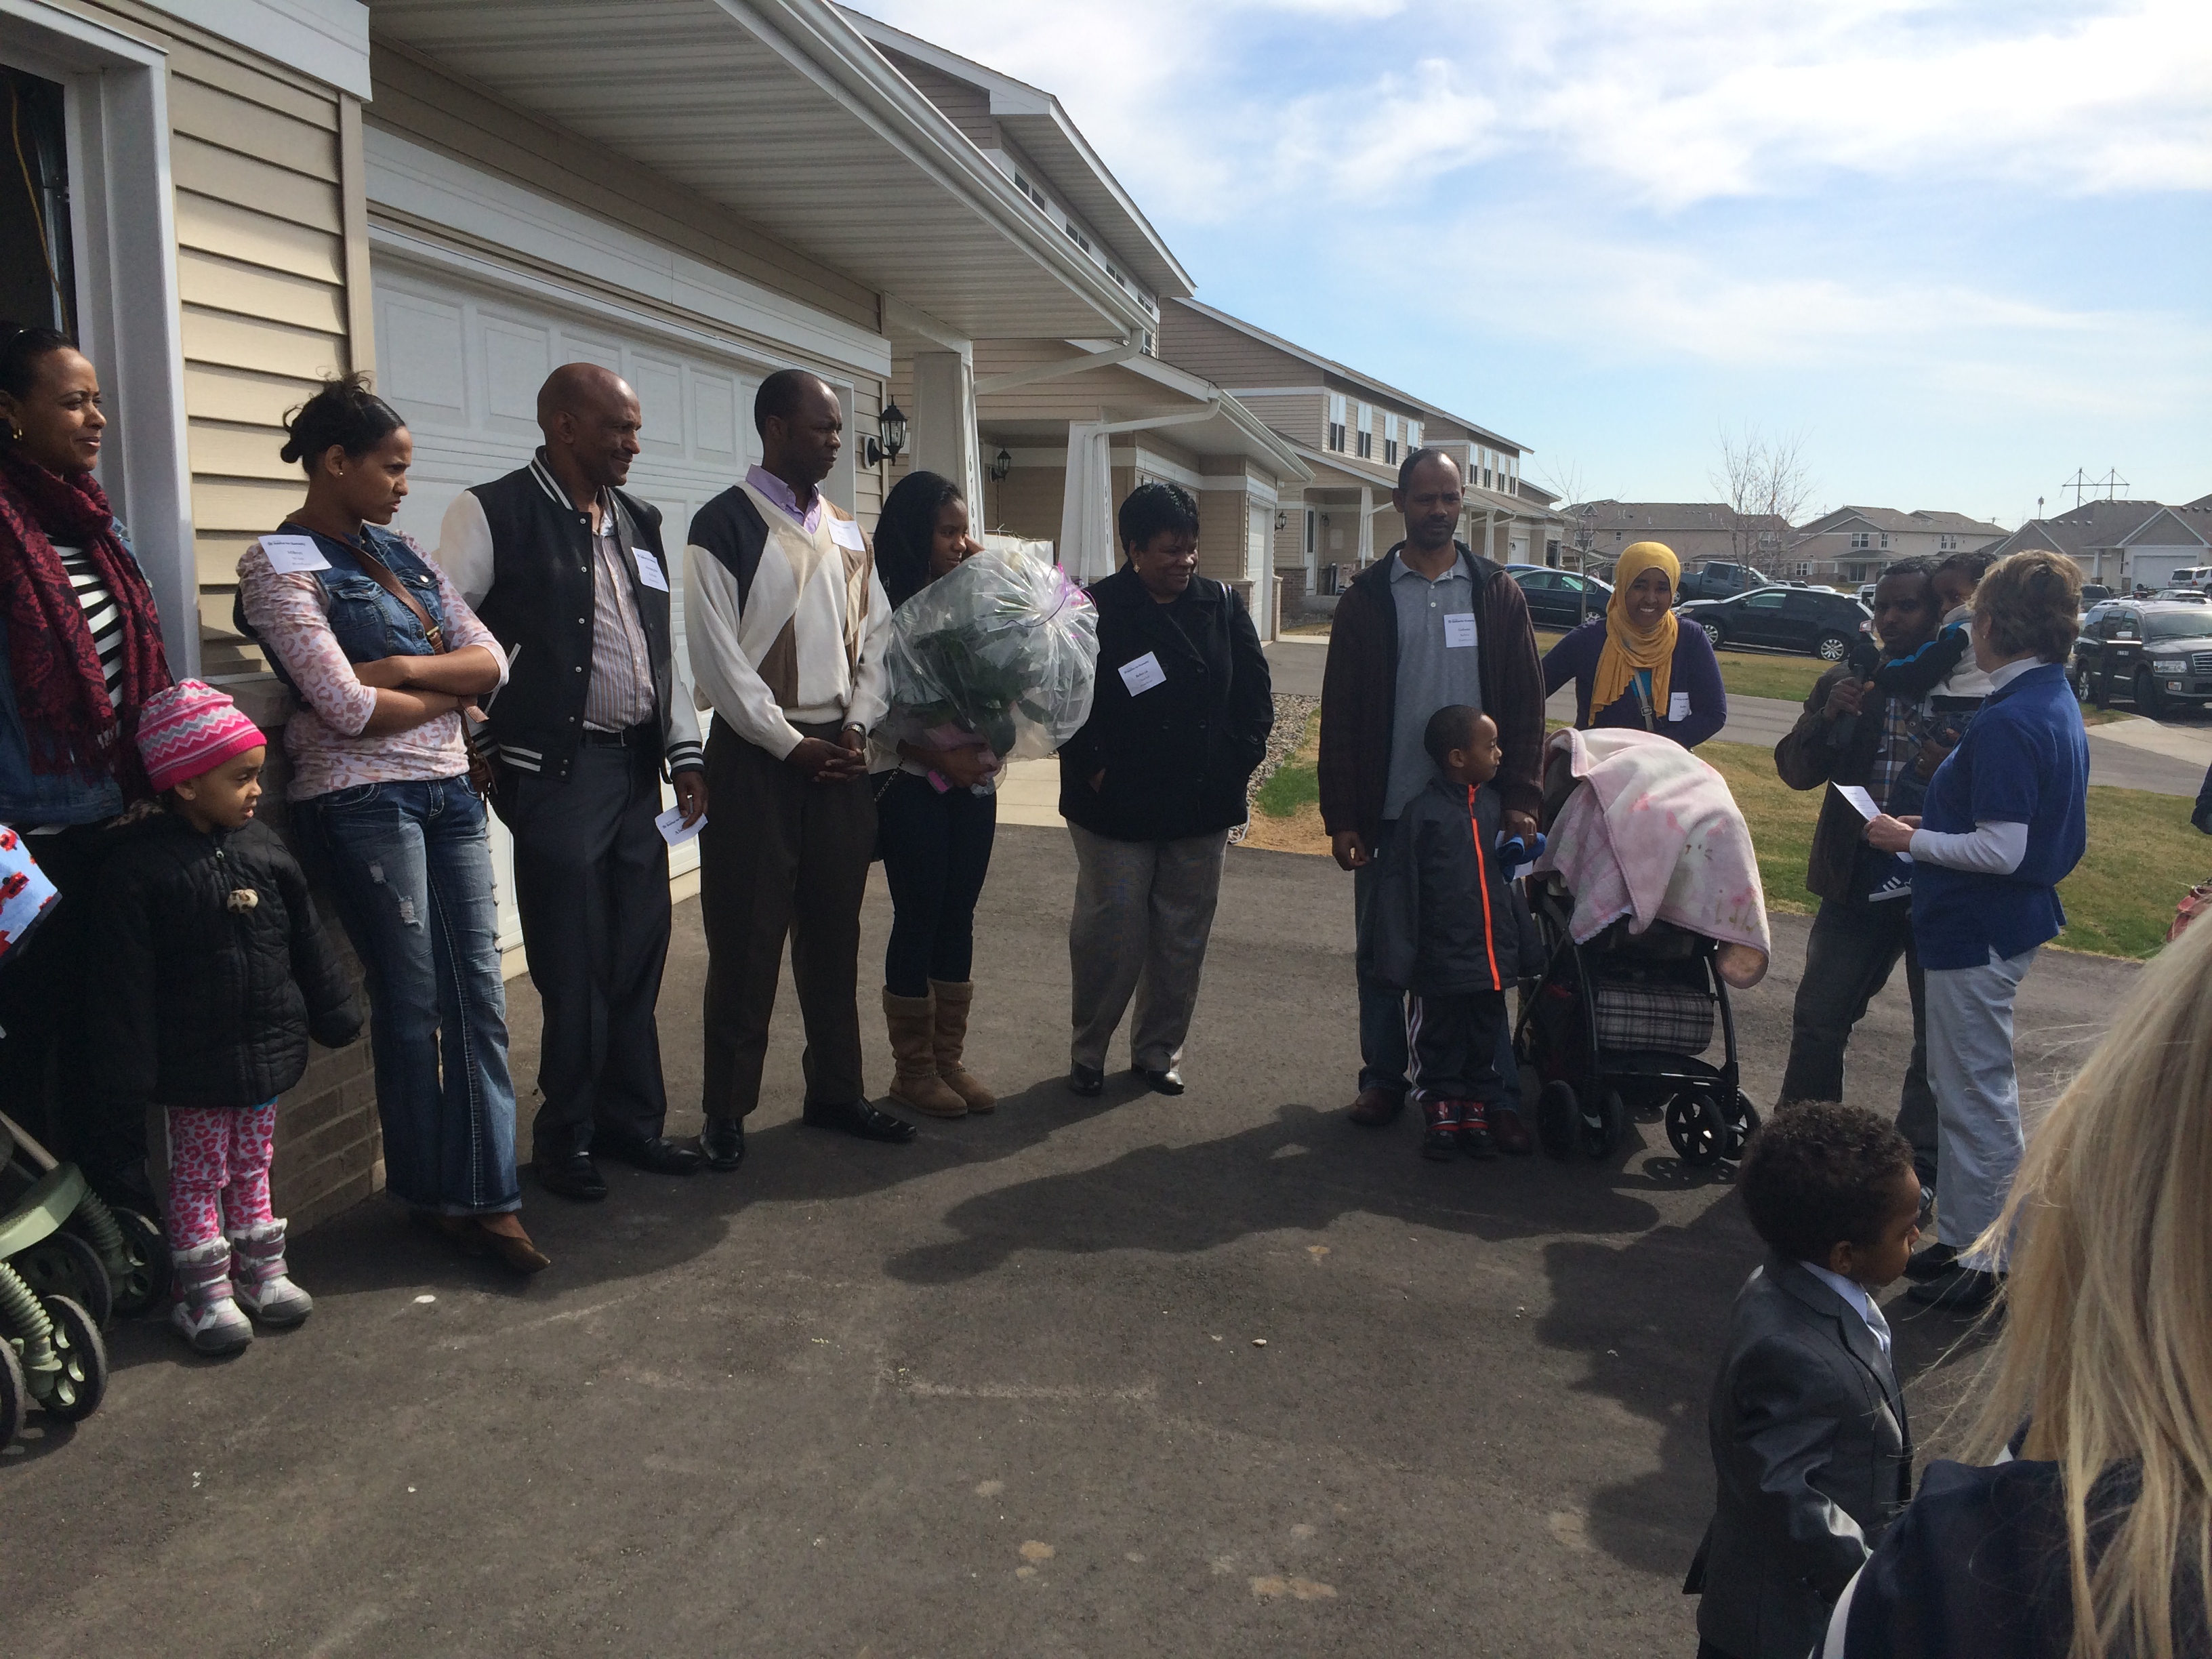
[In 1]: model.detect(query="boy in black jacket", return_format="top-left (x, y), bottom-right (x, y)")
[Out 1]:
top-left (1359, 705), bottom-right (1522, 1160)
top-left (91, 682), bottom-right (360, 1355)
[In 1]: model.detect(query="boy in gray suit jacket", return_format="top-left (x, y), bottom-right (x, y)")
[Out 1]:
top-left (1685, 1102), bottom-right (1926, 1659)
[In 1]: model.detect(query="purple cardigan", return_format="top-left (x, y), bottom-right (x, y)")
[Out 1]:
top-left (1542, 617), bottom-right (1727, 747)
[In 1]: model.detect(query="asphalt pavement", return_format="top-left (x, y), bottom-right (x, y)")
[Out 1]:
top-left (3, 827), bottom-right (2139, 1658)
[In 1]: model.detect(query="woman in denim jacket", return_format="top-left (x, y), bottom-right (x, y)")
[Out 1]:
top-left (237, 375), bottom-right (546, 1273)
top-left (0, 324), bottom-right (173, 1202)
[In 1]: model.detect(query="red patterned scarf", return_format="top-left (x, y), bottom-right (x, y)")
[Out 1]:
top-left (0, 445), bottom-right (173, 785)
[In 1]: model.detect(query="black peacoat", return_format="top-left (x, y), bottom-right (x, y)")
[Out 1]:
top-left (1058, 567), bottom-right (1273, 843)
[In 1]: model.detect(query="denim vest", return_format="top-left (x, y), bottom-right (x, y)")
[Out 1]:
top-left (0, 518), bottom-right (141, 827)
top-left (250, 523), bottom-right (453, 698)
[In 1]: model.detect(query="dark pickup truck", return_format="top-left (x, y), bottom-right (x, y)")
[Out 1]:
top-left (1674, 561), bottom-right (1769, 601)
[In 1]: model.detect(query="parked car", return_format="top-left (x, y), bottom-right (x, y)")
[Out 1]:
top-left (2170, 567), bottom-right (2211, 592)
top-left (1675, 560), bottom-right (1769, 602)
top-left (2078, 583), bottom-right (2112, 609)
top-left (1676, 585), bottom-right (1871, 661)
top-left (2071, 600), bottom-right (2212, 716)
top-left (1505, 565), bottom-right (1612, 630)
top-left (1858, 581), bottom-right (1878, 607)
top-left (2154, 588), bottom-right (2211, 604)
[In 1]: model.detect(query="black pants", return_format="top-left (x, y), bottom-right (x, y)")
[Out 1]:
top-left (1406, 989), bottom-right (1508, 1104)
top-left (698, 720), bottom-right (875, 1118)
top-left (876, 769), bottom-right (997, 998)
top-left (1778, 896), bottom-right (1938, 1182)
top-left (506, 736), bottom-right (673, 1159)
top-left (0, 824), bottom-right (142, 1184)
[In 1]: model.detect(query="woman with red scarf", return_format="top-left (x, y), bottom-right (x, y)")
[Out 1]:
top-left (0, 323), bottom-right (175, 1203)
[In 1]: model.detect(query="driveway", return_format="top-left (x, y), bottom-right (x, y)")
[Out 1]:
top-left (3, 828), bottom-right (2137, 1658)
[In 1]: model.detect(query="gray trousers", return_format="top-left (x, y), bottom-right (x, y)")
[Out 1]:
top-left (1068, 823), bottom-right (1229, 1073)
top-left (505, 738), bottom-right (672, 1158)
top-left (1926, 945), bottom-right (2038, 1266)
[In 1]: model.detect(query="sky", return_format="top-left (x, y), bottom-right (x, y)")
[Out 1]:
top-left (848, 0), bottom-right (2211, 529)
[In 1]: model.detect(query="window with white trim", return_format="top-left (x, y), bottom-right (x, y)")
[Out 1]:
top-left (1406, 419), bottom-right (1422, 451)
top-left (1355, 402), bottom-right (1373, 459)
top-left (1327, 392), bottom-right (1347, 453)
top-left (1850, 531), bottom-right (1871, 550)
top-left (1383, 413), bottom-right (1399, 465)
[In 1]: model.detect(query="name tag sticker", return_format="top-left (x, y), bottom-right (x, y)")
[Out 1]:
top-left (654, 804), bottom-right (705, 845)
top-left (1668, 691), bottom-right (1691, 721)
top-left (260, 534), bottom-right (330, 575)
top-left (1118, 651), bottom-right (1167, 695)
top-left (1442, 612), bottom-right (1477, 649)
top-left (830, 517), bottom-right (867, 552)
top-left (633, 546), bottom-right (670, 592)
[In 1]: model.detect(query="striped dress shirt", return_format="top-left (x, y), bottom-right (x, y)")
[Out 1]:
top-left (583, 510), bottom-right (657, 731)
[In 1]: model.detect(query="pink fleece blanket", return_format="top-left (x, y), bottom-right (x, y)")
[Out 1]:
top-left (1530, 728), bottom-right (1771, 987)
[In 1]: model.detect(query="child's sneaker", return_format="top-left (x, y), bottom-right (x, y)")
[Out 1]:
top-left (227, 1218), bottom-right (313, 1327)
top-left (169, 1238), bottom-right (253, 1355)
top-left (1420, 1097), bottom-right (1462, 1161)
top-left (1458, 1101), bottom-right (1499, 1160)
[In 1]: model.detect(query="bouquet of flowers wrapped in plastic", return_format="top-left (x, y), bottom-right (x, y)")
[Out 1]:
top-left (882, 546), bottom-right (1099, 789)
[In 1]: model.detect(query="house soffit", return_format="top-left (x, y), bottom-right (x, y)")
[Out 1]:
top-left (366, 0), bottom-right (1148, 342)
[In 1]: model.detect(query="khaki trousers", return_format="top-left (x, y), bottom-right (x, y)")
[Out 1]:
top-left (1067, 823), bottom-right (1229, 1073)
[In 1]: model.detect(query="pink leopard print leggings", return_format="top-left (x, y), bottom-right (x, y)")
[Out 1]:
top-left (164, 1103), bottom-right (279, 1248)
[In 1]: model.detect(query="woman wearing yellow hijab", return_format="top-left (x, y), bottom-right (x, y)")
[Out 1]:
top-left (1540, 540), bottom-right (1725, 747)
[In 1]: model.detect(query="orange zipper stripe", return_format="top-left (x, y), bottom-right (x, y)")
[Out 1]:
top-left (1469, 785), bottom-right (1500, 991)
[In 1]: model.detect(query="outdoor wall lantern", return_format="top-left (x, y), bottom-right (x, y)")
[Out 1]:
top-left (865, 401), bottom-right (909, 468)
top-left (988, 447), bottom-right (1013, 482)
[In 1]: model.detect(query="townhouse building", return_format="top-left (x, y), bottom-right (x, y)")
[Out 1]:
top-left (1565, 501), bottom-right (1792, 573)
top-left (1979, 499), bottom-right (2212, 592)
top-left (1784, 506), bottom-right (2007, 586)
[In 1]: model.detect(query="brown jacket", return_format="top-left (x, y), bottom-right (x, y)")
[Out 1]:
top-left (1775, 663), bottom-right (1906, 904)
top-left (1318, 544), bottom-right (1544, 847)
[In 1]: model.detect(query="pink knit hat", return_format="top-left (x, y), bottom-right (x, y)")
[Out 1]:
top-left (136, 680), bottom-right (266, 792)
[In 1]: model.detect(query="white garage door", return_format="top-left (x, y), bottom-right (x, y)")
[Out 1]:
top-left (371, 259), bottom-right (769, 949)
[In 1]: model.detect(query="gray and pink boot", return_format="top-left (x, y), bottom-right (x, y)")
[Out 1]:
top-left (169, 1239), bottom-right (254, 1355)
top-left (227, 1218), bottom-right (313, 1327)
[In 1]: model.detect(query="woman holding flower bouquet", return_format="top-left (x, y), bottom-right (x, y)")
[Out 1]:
top-left (871, 470), bottom-right (1002, 1120)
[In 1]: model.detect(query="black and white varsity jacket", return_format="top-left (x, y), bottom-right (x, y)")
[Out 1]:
top-left (436, 451), bottom-right (703, 783)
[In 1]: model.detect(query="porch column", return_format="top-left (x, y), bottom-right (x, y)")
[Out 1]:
top-left (1357, 484), bottom-right (1374, 565)
top-left (911, 349), bottom-right (982, 507)
top-left (1059, 421), bottom-right (1116, 583)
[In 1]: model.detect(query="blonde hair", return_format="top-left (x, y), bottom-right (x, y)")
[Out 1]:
top-left (1965, 915), bottom-right (2212, 1659)
top-left (1976, 548), bottom-right (2083, 663)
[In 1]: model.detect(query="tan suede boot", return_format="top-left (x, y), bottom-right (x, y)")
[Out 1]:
top-left (884, 988), bottom-right (966, 1118)
top-left (928, 979), bottom-right (996, 1113)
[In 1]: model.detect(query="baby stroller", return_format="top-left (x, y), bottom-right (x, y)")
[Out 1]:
top-left (1513, 731), bottom-right (1766, 1168)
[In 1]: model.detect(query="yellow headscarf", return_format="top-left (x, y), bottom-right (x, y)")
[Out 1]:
top-left (1591, 540), bottom-right (1681, 721)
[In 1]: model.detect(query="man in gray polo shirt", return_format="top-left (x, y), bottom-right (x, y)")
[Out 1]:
top-left (1318, 448), bottom-right (1547, 1145)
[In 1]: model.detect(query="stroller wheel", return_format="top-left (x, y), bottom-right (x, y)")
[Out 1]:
top-left (1582, 1088), bottom-right (1626, 1161)
top-left (1721, 1093), bottom-right (1761, 1164)
top-left (100, 1208), bottom-right (168, 1317)
top-left (35, 1296), bottom-right (106, 1423)
top-left (1666, 1092), bottom-right (1724, 1167)
top-left (14, 1229), bottom-right (112, 1328)
top-left (1536, 1080), bottom-right (1580, 1160)
top-left (0, 1330), bottom-right (24, 1448)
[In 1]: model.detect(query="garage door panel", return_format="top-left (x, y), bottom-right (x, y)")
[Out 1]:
top-left (693, 369), bottom-right (741, 465)
top-left (378, 291), bottom-right (467, 422)
top-left (483, 317), bottom-right (553, 434)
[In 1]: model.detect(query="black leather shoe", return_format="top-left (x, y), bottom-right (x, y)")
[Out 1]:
top-left (1903, 1242), bottom-right (1959, 1282)
top-left (535, 1151), bottom-right (607, 1202)
top-left (802, 1099), bottom-right (919, 1143)
top-left (596, 1134), bottom-right (705, 1176)
top-left (1068, 1063), bottom-right (1105, 1097)
top-left (1134, 1065), bottom-right (1184, 1096)
top-left (699, 1116), bottom-right (746, 1172)
top-left (1906, 1263), bottom-right (2002, 1313)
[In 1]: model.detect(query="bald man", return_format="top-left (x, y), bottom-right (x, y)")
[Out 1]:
top-left (439, 363), bottom-right (708, 1200)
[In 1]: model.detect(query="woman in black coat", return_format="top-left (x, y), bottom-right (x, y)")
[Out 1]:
top-left (1057, 482), bottom-right (1272, 1097)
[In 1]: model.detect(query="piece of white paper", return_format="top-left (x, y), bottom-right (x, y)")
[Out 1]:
top-left (1118, 651), bottom-right (1167, 695)
top-left (260, 533), bottom-right (331, 574)
top-left (1442, 612), bottom-right (1477, 649)
top-left (829, 517), bottom-right (867, 552)
top-left (1668, 691), bottom-right (1691, 722)
top-left (654, 803), bottom-right (705, 845)
top-left (1833, 783), bottom-right (1881, 821)
top-left (633, 546), bottom-right (670, 592)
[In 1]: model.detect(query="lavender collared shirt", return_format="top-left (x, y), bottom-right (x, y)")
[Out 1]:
top-left (745, 464), bottom-right (823, 534)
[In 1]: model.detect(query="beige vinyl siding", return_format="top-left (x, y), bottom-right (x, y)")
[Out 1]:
top-left (880, 52), bottom-right (996, 151)
top-left (1195, 487), bottom-right (1248, 584)
top-left (1154, 308), bottom-right (1308, 388)
top-left (1235, 390), bottom-right (1324, 450)
top-left (983, 465), bottom-right (1066, 544)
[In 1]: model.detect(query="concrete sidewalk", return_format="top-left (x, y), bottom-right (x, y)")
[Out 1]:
top-left (3, 828), bottom-right (2136, 1658)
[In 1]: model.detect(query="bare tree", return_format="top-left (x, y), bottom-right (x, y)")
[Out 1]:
top-left (1711, 426), bottom-right (1816, 573)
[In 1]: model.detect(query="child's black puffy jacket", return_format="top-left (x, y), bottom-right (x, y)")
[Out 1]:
top-left (1361, 772), bottom-right (1524, 997)
top-left (88, 811), bottom-right (361, 1111)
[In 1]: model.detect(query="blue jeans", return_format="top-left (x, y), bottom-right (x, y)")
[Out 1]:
top-left (294, 777), bottom-right (518, 1215)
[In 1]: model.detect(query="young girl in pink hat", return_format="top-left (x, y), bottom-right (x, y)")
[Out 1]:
top-left (88, 680), bottom-right (361, 1353)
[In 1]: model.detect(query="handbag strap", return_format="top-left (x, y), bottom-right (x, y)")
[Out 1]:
top-left (293, 521), bottom-right (447, 652)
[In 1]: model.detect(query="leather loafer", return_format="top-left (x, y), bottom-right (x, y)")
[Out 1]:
top-left (699, 1115), bottom-right (746, 1171)
top-left (1488, 1105), bottom-right (1534, 1155)
top-left (1906, 1263), bottom-right (2002, 1313)
top-left (1067, 1063), bottom-right (1105, 1097)
top-left (1348, 1086), bottom-right (1406, 1126)
top-left (596, 1134), bottom-right (705, 1176)
top-left (1134, 1065), bottom-right (1184, 1096)
top-left (535, 1151), bottom-right (607, 1202)
top-left (802, 1099), bottom-right (919, 1143)
top-left (1903, 1242), bottom-right (1959, 1282)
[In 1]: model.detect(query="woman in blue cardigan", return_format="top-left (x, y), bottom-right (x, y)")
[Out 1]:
top-left (1541, 540), bottom-right (1725, 747)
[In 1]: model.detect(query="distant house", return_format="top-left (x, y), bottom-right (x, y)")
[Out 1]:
top-left (1980, 499), bottom-right (2212, 592)
top-left (1562, 501), bottom-right (1792, 571)
top-left (1785, 507), bottom-right (2009, 585)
